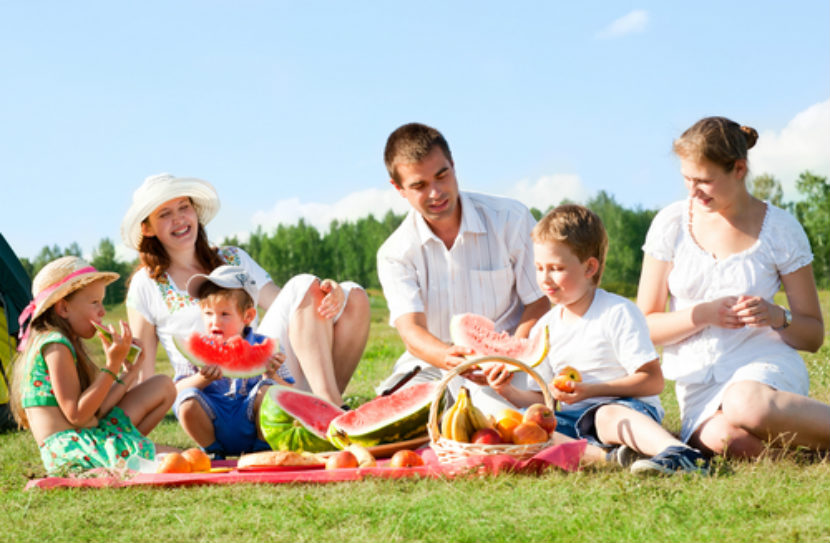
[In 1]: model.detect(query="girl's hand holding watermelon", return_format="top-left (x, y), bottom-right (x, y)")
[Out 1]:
top-left (482, 363), bottom-right (514, 393)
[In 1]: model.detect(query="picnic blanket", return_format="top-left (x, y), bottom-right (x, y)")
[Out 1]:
top-left (25, 440), bottom-right (586, 490)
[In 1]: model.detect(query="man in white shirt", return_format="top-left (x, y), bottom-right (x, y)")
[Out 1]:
top-left (376, 122), bottom-right (550, 413)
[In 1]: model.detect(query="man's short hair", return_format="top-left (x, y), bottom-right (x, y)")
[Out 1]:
top-left (531, 204), bottom-right (608, 285)
top-left (384, 123), bottom-right (453, 186)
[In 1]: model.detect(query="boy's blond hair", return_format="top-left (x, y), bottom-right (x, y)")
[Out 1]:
top-left (531, 204), bottom-right (608, 285)
top-left (196, 281), bottom-right (255, 316)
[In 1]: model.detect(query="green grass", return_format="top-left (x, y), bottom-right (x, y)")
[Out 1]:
top-left (2, 292), bottom-right (828, 542)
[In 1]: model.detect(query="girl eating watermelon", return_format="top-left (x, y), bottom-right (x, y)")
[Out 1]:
top-left (122, 174), bottom-right (371, 450)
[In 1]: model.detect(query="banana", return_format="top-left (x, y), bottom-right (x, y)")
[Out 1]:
top-left (450, 387), bottom-right (473, 442)
top-left (468, 403), bottom-right (494, 432)
top-left (441, 397), bottom-right (460, 440)
top-left (347, 443), bottom-right (377, 468)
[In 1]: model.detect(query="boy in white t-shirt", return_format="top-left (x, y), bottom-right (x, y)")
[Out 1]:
top-left (485, 205), bottom-right (709, 475)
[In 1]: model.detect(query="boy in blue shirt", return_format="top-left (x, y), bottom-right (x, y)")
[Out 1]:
top-left (485, 205), bottom-right (709, 474)
top-left (174, 265), bottom-right (293, 458)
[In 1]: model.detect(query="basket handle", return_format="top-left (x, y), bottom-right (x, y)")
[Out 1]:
top-left (427, 356), bottom-right (554, 442)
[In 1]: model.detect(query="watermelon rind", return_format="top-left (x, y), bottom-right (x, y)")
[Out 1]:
top-left (449, 313), bottom-right (549, 372)
top-left (326, 382), bottom-right (444, 449)
top-left (260, 386), bottom-right (341, 452)
top-left (172, 333), bottom-right (276, 378)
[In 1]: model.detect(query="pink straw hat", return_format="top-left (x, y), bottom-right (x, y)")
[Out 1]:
top-left (18, 256), bottom-right (118, 344)
top-left (120, 173), bottom-right (221, 250)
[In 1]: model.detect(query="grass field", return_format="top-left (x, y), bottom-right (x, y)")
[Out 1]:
top-left (1, 291), bottom-right (828, 542)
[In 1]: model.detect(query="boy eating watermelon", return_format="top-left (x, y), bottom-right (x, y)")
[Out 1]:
top-left (174, 265), bottom-right (293, 459)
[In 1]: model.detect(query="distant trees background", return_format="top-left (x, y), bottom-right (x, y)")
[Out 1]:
top-left (18, 170), bottom-right (830, 299)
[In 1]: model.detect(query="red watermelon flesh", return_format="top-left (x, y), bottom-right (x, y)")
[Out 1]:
top-left (327, 382), bottom-right (442, 448)
top-left (449, 313), bottom-right (549, 371)
top-left (173, 332), bottom-right (277, 378)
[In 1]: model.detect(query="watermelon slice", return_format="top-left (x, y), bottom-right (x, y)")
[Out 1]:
top-left (91, 321), bottom-right (142, 365)
top-left (260, 386), bottom-right (343, 452)
top-left (327, 382), bottom-right (443, 449)
top-left (449, 313), bottom-right (549, 372)
top-left (173, 332), bottom-right (277, 378)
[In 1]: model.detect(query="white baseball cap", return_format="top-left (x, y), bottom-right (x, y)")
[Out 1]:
top-left (185, 265), bottom-right (259, 303)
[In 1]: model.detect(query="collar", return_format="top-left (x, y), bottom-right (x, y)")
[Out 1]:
top-left (413, 192), bottom-right (487, 246)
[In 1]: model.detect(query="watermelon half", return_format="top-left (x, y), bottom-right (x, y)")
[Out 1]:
top-left (260, 386), bottom-right (343, 452)
top-left (327, 382), bottom-right (443, 449)
top-left (449, 313), bottom-right (549, 372)
top-left (173, 332), bottom-right (277, 378)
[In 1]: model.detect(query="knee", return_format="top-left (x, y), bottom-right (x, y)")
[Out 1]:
top-left (342, 287), bottom-right (369, 321)
top-left (693, 414), bottom-right (764, 459)
top-left (177, 397), bottom-right (206, 423)
top-left (721, 381), bottom-right (774, 430)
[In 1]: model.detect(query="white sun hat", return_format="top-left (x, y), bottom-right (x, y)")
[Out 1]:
top-left (121, 173), bottom-right (221, 250)
top-left (185, 265), bottom-right (259, 304)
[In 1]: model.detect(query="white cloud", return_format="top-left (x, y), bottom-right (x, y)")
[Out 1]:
top-left (244, 174), bottom-right (590, 236)
top-left (596, 10), bottom-right (649, 39)
top-left (750, 99), bottom-right (830, 199)
top-left (506, 174), bottom-right (590, 211)
top-left (250, 188), bottom-right (410, 233)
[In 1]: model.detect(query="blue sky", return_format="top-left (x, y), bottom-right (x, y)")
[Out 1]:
top-left (1, 2), bottom-right (828, 262)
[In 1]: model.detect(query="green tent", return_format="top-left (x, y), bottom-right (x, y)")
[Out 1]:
top-left (0, 233), bottom-right (31, 430)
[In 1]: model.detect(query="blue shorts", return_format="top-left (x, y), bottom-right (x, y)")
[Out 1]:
top-left (174, 377), bottom-right (274, 456)
top-left (553, 397), bottom-right (663, 449)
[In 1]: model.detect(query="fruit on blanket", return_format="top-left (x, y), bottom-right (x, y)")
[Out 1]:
top-left (328, 382), bottom-right (442, 449)
top-left (495, 416), bottom-right (523, 443)
top-left (471, 428), bottom-right (504, 445)
top-left (347, 443), bottom-right (377, 468)
top-left (449, 313), bottom-right (549, 371)
top-left (523, 403), bottom-right (557, 434)
top-left (325, 450), bottom-right (359, 470)
top-left (552, 366), bottom-right (582, 393)
top-left (512, 421), bottom-right (549, 445)
top-left (181, 448), bottom-right (211, 472)
top-left (389, 449), bottom-right (424, 468)
top-left (260, 386), bottom-right (343, 452)
top-left (173, 332), bottom-right (278, 378)
top-left (157, 452), bottom-right (191, 473)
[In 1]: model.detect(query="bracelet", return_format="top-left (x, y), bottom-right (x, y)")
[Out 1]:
top-left (100, 367), bottom-right (125, 385)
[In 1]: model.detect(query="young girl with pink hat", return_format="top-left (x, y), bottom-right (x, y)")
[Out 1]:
top-left (122, 173), bottom-right (370, 458)
top-left (11, 256), bottom-right (176, 473)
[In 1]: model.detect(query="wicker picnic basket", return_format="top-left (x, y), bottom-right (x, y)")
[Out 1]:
top-left (428, 356), bottom-right (556, 464)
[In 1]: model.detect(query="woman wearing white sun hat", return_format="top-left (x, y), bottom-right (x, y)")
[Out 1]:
top-left (122, 174), bottom-right (370, 446)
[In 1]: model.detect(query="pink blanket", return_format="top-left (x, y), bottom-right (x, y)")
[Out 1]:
top-left (25, 440), bottom-right (586, 490)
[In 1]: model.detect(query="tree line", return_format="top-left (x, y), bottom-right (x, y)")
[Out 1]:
top-left (19, 170), bottom-right (829, 303)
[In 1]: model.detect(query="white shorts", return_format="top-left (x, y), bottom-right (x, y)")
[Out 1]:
top-left (675, 360), bottom-right (810, 442)
top-left (256, 274), bottom-right (362, 393)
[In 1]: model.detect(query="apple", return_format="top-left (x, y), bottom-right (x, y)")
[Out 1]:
top-left (471, 428), bottom-right (504, 445)
top-left (523, 403), bottom-right (557, 434)
top-left (325, 450), bottom-right (359, 470)
top-left (512, 421), bottom-right (549, 445)
top-left (388, 449), bottom-right (424, 468)
top-left (552, 365), bottom-right (582, 393)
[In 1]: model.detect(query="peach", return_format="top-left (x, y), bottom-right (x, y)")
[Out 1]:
top-left (523, 403), bottom-right (557, 434)
top-left (553, 365), bottom-right (582, 393)
top-left (181, 447), bottom-right (211, 473)
top-left (471, 428), bottom-right (504, 445)
top-left (156, 452), bottom-right (192, 474)
top-left (512, 421), bottom-right (549, 445)
top-left (389, 449), bottom-right (424, 468)
top-left (325, 450), bottom-right (359, 470)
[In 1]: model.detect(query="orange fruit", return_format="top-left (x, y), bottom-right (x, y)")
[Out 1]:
top-left (156, 452), bottom-right (192, 473)
top-left (389, 449), bottom-right (424, 468)
top-left (181, 447), bottom-right (211, 472)
top-left (497, 408), bottom-right (524, 423)
top-left (512, 421), bottom-right (549, 445)
top-left (495, 416), bottom-right (522, 443)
